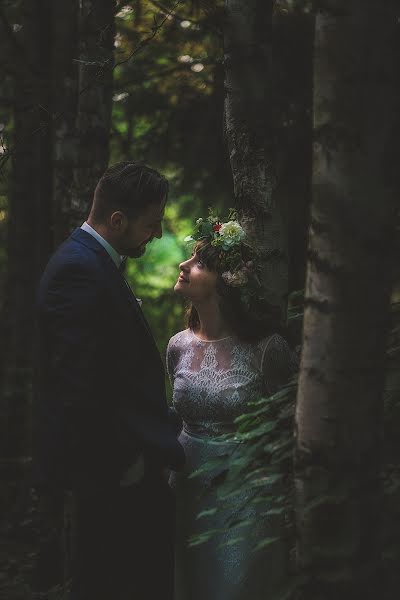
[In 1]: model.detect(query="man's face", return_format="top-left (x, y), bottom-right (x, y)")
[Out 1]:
top-left (119, 200), bottom-right (166, 258)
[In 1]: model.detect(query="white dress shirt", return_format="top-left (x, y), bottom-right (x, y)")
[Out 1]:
top-left (80, 221), bottom-right (142, 306)
top-left (80, 221), bottom-right (124, 269)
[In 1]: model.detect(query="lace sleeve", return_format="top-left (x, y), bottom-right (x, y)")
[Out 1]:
top-left (261, 334), bottom-right (298, 397)
top-left (166, 336), bottom-right (178, 387)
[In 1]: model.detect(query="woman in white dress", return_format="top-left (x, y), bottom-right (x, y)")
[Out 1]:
top-left (167, 211), bottom-right (297, 600)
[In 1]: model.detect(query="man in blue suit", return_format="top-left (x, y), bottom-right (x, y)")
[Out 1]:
top-left (33, 161), bottom-right (184, 599)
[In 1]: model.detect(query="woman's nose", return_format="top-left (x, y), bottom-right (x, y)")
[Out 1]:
top-left (179, 259), bottom-right (190, 272)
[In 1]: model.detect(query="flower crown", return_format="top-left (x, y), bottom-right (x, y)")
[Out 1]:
top-left (184, 208), bottom-right (260, 290)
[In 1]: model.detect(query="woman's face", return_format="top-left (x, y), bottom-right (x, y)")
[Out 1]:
top-left (174, 251), bottom-right (219, 302)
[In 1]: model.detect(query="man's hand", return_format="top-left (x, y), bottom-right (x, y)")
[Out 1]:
top-left (120, 454), bottom-right (145, 487)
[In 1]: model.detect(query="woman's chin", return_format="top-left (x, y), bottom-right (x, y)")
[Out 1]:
top-left (174, 281), bottom-right (187, 296)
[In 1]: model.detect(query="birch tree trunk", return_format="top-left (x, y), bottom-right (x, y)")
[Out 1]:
top-left (295, 2), bottom-right (400, 598)
top-left (223, 0), bottom-right (288, 308)
top-left (223, 1), bottom-right (314, 312)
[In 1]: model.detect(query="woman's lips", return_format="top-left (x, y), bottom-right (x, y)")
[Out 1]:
top-left (178, 275), bottom-right (189, 283)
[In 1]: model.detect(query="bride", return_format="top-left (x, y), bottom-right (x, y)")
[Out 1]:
top-left (167, 210), bottom-right (297, 600)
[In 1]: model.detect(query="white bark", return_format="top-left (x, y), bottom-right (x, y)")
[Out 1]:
top-left (295, 2), bottom-right (400, 597)
top-left (223, 0), bottom-right (288, 308)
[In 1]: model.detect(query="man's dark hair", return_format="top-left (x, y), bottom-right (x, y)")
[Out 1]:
top-left (91, 160), bottom-right (169, 222)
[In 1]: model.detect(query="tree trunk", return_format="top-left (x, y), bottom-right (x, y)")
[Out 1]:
top-left (71, 0), bottom-right (116, 229)
top-left (223, 1), bottom-right (314, 312)
top-left (0, 0), bottom-right (53, 469)
top-left (223, 0), bottom-right (288, 309)
top-left (295, 2), bottom-right (400, 598)
top-left (52, 0), bottom-right (80, 245)
top-left (0, 0), bottom-right (115, 490)
top-left (272, 3), bottom-right (314, 297)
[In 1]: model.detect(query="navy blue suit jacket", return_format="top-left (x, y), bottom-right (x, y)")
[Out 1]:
top-left (34, 228), bottom-right (184, 491)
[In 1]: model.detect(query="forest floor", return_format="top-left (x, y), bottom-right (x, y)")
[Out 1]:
top-left (0, 476), bottom-right (38, 599)
top-left (0, 474), bottom-right (66, 600)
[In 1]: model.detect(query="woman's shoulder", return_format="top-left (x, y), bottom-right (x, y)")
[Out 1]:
top-left (257, 332), bottom-right (299, 374)
top-left (257, 332), bottom-right (289, 354)
top-left (167, 328), bottom-right (192, 351)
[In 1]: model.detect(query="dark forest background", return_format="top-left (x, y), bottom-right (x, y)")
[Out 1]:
top-left (0, 1), bottom-right (400, 599)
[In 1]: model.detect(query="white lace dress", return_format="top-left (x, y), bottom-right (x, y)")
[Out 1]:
top-left (167, 329), bottom-right (296, 600)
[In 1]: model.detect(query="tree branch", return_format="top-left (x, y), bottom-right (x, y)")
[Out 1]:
top-left (0, 0), bottom-right (184, 173)
top-left (148, 0), bottom-right (204, 26)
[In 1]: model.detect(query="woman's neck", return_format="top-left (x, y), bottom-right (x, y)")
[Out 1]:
top-left (192, 299), bottom-right (232, 341)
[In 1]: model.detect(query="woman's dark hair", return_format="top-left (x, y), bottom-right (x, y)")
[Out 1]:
top-left (186, 240), bottom-right (285, 343)
top-left (91, 160), bottom-right (169, 222)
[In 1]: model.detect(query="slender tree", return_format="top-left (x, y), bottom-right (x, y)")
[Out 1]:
top-left (52, 0), bottom-right (80, 245)
top-left (223, 0), bottom-right (288, 308)
top-left (295, 2), bottom-right (400, 598)
top-left (0, 0), bottom-right (116, 488)
top-left (0, 0), bottom-right (53, 468)
top-left (70, 0), bottom-right (116, 235)
top-left (272, 1), bottom-right (314, 297)
top-left (223, 0), bottom-right (314, 313)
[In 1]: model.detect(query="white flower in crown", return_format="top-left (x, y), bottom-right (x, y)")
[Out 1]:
top-left (222, 269), bottom-right (248, 287)
top-left (219, 220), bottom-right (245, 248)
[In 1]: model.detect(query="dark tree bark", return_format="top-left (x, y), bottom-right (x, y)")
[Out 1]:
top-left (0, 0), bottom-right (115, 490)
top-left (71, 0), bottom-right (116, 230)
top-left (1, 0), bottom-right (53, 468)
top-left (52, 0), bottom-right (80, 245)
top-left (223, 1), bottom-right (314, 314)
top-left (223, 0), bottom-right (289, 309)
top-left (295, 2), bottom-right (400, 598)
top-left (272, 2), bottom-right (314, 297)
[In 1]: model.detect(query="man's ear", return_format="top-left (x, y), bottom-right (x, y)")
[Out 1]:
top-left (110, 211), bottom-right (127, 231)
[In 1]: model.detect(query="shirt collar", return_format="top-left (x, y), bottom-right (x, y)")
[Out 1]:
top-left (80, 221), bottom-right (124, 269)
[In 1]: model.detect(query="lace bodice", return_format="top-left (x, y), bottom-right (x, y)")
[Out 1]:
top-left (167, 329), bottom-right (296, 436)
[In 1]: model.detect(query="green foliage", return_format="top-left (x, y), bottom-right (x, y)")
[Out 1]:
top-left (187, 299), bottom-right (400, 598)
top-left (125, 197), bottom-right (198, 397)
top-left (111, 0), bottom-right (231, 204)
top-left (112, 2), bottom-right (233, 390)
top-left (188, 377), bottom-right (298, 547)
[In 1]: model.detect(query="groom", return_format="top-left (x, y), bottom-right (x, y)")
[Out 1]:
top-left (33, 161), bottom-right (184, 600)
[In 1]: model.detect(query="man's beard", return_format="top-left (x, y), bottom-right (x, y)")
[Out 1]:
top-left (127, 245), bottom-right (146, 258)
top-left (127, 239), bottom-right (152, 258)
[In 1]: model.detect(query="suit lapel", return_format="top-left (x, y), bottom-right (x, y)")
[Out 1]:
top-left (70, 228), bottom-right (158, 350)
top-left (106, 256), bottom-right (155, 341)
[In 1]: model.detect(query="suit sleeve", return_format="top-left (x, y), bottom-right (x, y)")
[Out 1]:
top-left (35, 261), bottom-right (105, 490)
top-left (166, 337), bottom-right (176, 386)
top-left (166, 338), bottom-right (182, 436)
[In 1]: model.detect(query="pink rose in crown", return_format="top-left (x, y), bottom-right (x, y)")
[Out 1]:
top-left (213, 223), bottom-right (222, 233)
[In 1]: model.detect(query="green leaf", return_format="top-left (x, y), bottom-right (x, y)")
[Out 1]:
top-left (196, 507), bottom-right (218, 519)
top-left (260, 507), bottom-right (286, 516)
top-left (217, 536), bottom-right (245, 549)
top-left (189, 456), bottom-right (229, 478)
top-left (188, 528), bottom-right (224, 547)
top-left (226, 517), bottom-right (254, 530)
top-left (201, 222), bottom-right (213, 236)
top-left (252, 536), bottom-right (281, 552)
